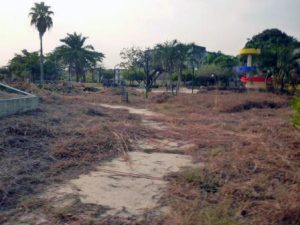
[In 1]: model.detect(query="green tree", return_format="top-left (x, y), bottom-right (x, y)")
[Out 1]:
top-left (8, 50), bottom-right (40, 80)
top-left (44, 51), bottom-right (64, 81)
top-left (29, 2), bottom-right (54, 84)
top-left (245, 29), bottom-right (297, 68)
top-left (0, 67), bottom-right (10, 80)
top-left (55, 32), bottom-right (104, 82)
top-left (120, 47), bottom-right (161, 98)
top-left (186, 44), bottom-right (206, 92)
top-left (155, 40), bottom-right (179, 94)
top-left (203, 51), bottom-right (238, 69)
top-left (155, 41), bottom-right (207, 94)
top-left (7, 49), bottom-right (63, 81)
top-left (122, 69), bottom-right (144, 86)
top-left (245, 29), bottom-right (300, 92)
top-left (276, 47), bottom-right (300, 92)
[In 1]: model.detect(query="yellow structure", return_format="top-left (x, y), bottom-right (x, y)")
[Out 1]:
top-left (239, 48), bottom-right (261, 67)
top-left (239, 48), bottom-right (261, 55)
top-left (239, 48), bottom-right (268, 89)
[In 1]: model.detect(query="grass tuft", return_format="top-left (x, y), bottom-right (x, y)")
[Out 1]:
top-left (292, 97), bottom-right (300, 129)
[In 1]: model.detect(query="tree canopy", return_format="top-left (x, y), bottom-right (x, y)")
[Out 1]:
top-left (244, 28), bottom-right (300, 92)
top-left (55, 32), bottom-right (105, 82)
top-left (7, 49), bottom-right (63, 81)
top-left (244, 28), bottom-right (299, 69)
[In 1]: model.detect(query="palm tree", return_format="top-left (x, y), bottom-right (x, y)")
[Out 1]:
top-left (29, 2), bottom-right (54, 84)
top-left (155, 40), bottom-right (179, 94)
top-left (186, 44), bottom-right (206, 93)
top-left (56, 32), bottom-right (104, 82)
top-left (174, 42), bottom-right (190, 95)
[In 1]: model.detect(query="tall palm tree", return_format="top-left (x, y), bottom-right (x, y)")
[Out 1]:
top-left (186, 44), bottom-right (206, 93)
top-left (56, 32), bottom-right (104, 82)
top-left (29, 2), bottom-right (54, 84)
top-left (155, 40), bottom-right (179, 94)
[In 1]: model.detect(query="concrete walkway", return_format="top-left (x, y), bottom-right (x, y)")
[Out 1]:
top-left (46, 104), bottom-right (198, 218)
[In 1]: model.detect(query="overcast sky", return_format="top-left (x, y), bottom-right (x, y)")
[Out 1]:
top-left (1, 0), bottom-right (300, 68)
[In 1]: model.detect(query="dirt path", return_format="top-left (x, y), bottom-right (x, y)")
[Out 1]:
top-left (44, 104), bottom-right (198, 220)
top-left (53, 152), bottom-right (193, 217)
top-left (134, 87), bottom-right (199, 94)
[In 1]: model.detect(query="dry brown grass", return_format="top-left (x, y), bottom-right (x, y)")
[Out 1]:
top-left (152, 91), bottom-right (300, 225)
top-left (1, 84), bottom-right (299, 225)
top-left (0, 84), bottom-right (151, 224)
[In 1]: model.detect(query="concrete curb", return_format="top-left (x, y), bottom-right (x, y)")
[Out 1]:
top-left (0, 83), bottom-right (39, 118)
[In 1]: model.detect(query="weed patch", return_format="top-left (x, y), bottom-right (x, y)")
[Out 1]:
top-left (292, 97), bottom-right (300, 128)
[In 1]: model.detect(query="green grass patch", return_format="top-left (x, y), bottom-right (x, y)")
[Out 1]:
top-left (174, 168), bottom-right (224, 193)
top-left (292, 97), bottom-right (300, 129)
top-left (198, 206), bottom-right (241, 225)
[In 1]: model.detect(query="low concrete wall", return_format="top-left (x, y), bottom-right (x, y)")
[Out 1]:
top-left (0, 83), bottom-right (39, 118)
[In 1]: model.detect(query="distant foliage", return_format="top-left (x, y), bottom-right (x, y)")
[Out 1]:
top-left (191, 52), bottom-right (238, 87)
top-left (245, 29), bottom-right (298, 68)
top-left (245, 28), bottom-right (300, 92)
top-left (7, 50), bottom-right (63, 81)
top-left (122, 69), bottom-right (144, 85)
top-left (202, 51), bottom-right (239, 69)
top-left (55, 32), bottom-right (105, 82)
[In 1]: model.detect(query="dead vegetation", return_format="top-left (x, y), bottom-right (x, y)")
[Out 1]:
top-left (152, 91), bottom-right (300, 225)
top-left (0, 84), bottom-right (299, 225)
top-left (0, 84), bottom-right (151, 224)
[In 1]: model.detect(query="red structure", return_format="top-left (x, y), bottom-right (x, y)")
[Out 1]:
top-left (240, 76), bottom-right (273, 83)
top-left (240, 76), bottom-right (273, 89)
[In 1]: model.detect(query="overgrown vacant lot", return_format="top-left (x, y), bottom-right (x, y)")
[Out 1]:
top-left (0, 86), bottom-right (151, 222)
top-left (150, 91), bottom-right (300, 225)
top-left (0, 85), bottom-right (299, 225)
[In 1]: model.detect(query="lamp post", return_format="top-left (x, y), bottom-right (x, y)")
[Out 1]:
top-left (192, 66), bottom-right (198, 94)
top-left (114, 64), bottom-right (120, 86)
top-left (192, 66), bottom-right (195, 94)
top-left (211, 74), bottom-right (218, 109)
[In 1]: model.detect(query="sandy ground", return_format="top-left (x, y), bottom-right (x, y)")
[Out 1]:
top-left (43, 104), bottom-right (198, 219)
top-left (99, 103), bottom-right (167, 130)
top-left (99, 104), bottom-right (158, 117)
top-left (135, 87), bottom-right (199, 94)
top-left (137, 138), bottom-right (195, 154)
top-left (51, 152), bottom-right (193, 217)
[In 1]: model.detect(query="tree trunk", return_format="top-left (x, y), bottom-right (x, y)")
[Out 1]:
top-left (145, 75), bottom-right (151, 99)
top-left (280, 76), bottom-right (284, 93)
top-left (76, 72), bottom-right (79, 82)
top-left (98, 68), bottom-right (101, 83)
top-left (176, 68), bottom-right (182, 95)
top-left (280, 71), bottom-right (285, 93)
top-left (68, 66), bottom-right (71, 81)
top-left (145, 87), bottom-right (149, 98)
top-left (192, 67), bottom-right (195, 94)
top-left (169, 73), bottom-right (173, 95)
top-left (39, 33), bottom-right (44, 84)
top-left (83, 72), bottom-right (86, 83)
